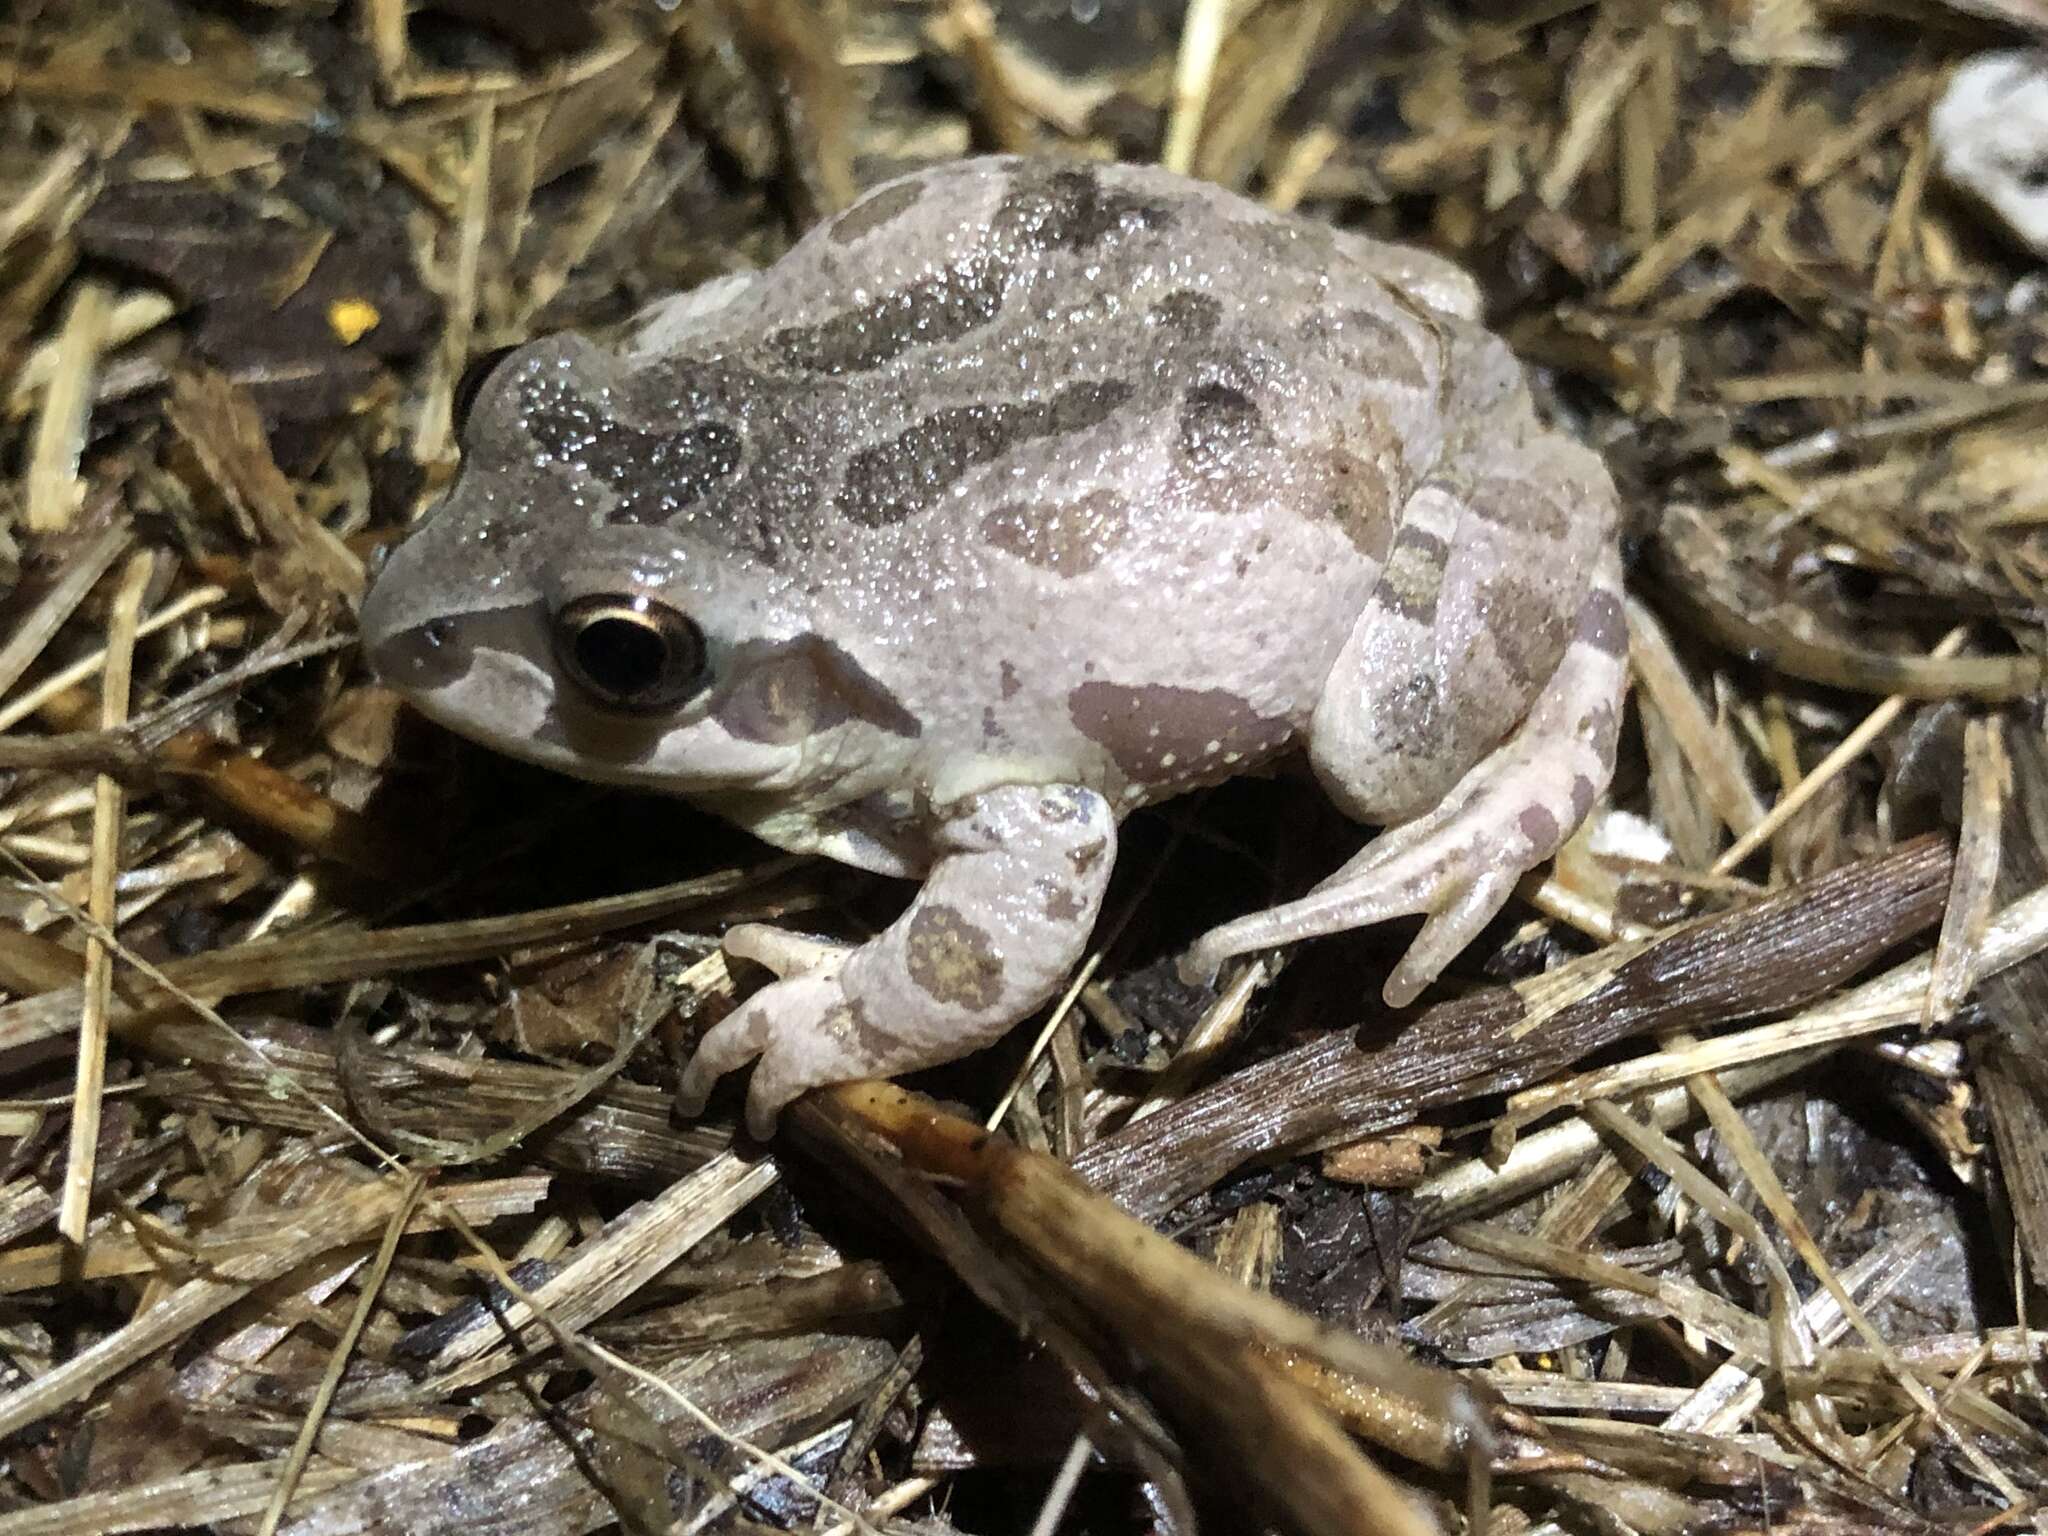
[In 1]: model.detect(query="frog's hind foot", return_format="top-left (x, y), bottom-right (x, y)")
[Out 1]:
top-left (1179, 553), bottom-right (1627, 1005)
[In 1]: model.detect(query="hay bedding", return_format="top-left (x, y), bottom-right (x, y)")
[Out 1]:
top-left (0, 1), bottom-right (2045, 1532)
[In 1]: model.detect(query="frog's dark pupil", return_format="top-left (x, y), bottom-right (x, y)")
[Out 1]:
top-left (575, 617), bottom-right (667, 697)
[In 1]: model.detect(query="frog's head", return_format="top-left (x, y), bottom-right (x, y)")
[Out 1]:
top-left (361, 334), bottom-right (912, 798)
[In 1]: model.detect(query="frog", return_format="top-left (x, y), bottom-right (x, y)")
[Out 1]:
top-left (358, 155), bottom-right (1628, 1138)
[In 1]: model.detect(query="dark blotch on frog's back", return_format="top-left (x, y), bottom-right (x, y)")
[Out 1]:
top-left (979, 488), bottom-right (1132, 577)
top-left (519, 371), bottom-right (742, 526)
top-left (1152, 289), bottom-right (1222, 343)
top-left (835, 381), bottom-right (1134, 529)
top-left (1297, 307), bottom-right (1431, 391)
top-left (989, 163), bottom-right (1175, 255)
top-left (1178, 381), bottom-right (1274, 478)
top-left (767, 261), bottom-right (1010, 375)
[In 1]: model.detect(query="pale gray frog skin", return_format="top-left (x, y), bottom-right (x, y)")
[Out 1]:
top-left (359, 155), bottom-right (1628, 1137)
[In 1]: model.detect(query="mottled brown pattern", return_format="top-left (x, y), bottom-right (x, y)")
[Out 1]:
top-left (1067, 680), bottom-right (1292, 783)
top-left (1298, 307), bottom-right (1430, 390)
top-left (1040, 882), bottom-right (1086, 922)
top-left (825, 995), bottom-right (899, 1062)
top-left (1577, 587), bottom-right (1628, 657)
top-left (1152, 289), bottom-right (1222, 342)
top-left (1035, 790), bottom-right (1086, 823)
top-left (520, 373), bottom-right (742, 526)
top-left (1233, 211), bottom-right (1337, 271)
top-left (1570, 774), bottom-right (1598, 820)
top-left (1374, 670), bottom-right (1445, 757)
top-left (1178, 381), bottom-right (1274, 480)
top-left (1068, 838), bottom-right (1108, 876)
top-left (713, 635), bottom-right (922, 743)
top-left (768, 262), bottom-right (1008, 375)
top-left (836, 381), bottom-right (1133, 528)
top-left (979, 488), bottom-right (1131, 577)
top-left (1377, 525), bottom-right (1450, 623)
top-left (1519, 804), bottom-right (1561, 851)
top-left (1581, 700), bottom-right (1622, 757)
top-left (991, 164), bottom-right (1175, 255)
top-left (829, 178), bottom-right (925, 244)
top-left (1483, 573), bottom-right (1574, 691)
top-left (999, 660), bottom-right (1021, 699)
top-left (904, 903), bottom-right (1005, 1010)
top-left (1464, 468), bottom-right (1572, 541)
top-left (1315, 447), bottom-right (1396, 560)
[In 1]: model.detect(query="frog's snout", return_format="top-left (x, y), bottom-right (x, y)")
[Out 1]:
top-left (359, 555), bottom-right (470, 694)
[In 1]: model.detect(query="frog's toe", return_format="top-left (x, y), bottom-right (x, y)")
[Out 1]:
top-left (739, 999), bottom-right (864, 1137)
top-left (1381, 865), bottom-right (1517, 1006)
top-left (1175, 946), bottom-right (1223, 989)
top-left (673, 1001), bottom-right (773, 1121)
top-left (678, 971), bottom-right (878, 1137)
top-left (721, 922), bottom-right (851, 980)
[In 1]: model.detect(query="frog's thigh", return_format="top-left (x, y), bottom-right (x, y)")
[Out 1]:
top-left (1308, 451), bottom-right (1592, 826)
top-left (1185, 549), bottom-right (1626, 1005)
top-left (675, 785), bottom-right (1115, 1136)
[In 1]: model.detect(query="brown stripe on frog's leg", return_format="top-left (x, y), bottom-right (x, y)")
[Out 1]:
top-left (674, 784), bottom-right (1115, 1137)
top-left (1182, 547), bottom-right (1628, 1005)
top-left (1302, 481), bottom-right (1465, 823)
top-left (1306, 323), bottom-right (1613, 826)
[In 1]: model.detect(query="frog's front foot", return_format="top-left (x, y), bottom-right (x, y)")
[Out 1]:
top-left (1181, 553), bottom-right (1627, 1004)
top-left (675, 785), bottom-right (1116, 1136)
top-left (674, 969), bottom-right (877, 1138)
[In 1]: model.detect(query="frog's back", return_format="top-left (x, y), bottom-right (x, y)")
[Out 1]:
top-left (610, 157), bottom-right (1484, 804)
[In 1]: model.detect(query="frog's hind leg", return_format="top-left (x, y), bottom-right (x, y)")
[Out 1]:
top-left (1181, 319), bottom-right (1625, 1004)
top-left (1181, 548), bottom-right (1626, 1005)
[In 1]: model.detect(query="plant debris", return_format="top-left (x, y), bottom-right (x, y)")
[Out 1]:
top-left (1, 2), bottom-right (2047, 1533)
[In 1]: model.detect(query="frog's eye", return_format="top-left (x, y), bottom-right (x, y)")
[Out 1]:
top-left (551, 595), bottom-right (708, 712)
top-left (453, 345), bottom-right (522, 433)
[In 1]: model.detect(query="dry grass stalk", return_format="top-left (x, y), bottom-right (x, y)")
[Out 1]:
top-left (1925, 715), bottom-right (2011, 1023)
top-left (1713, 627), bottom-right (1971, 874)
top-left (22, 281), bottom-right (110, 532)
top-left (0, 1175), bottom-right (546, 1442)
top-left (57, 548), bottom-right (153, 1243)
top-left (1162, 0), bottom-right (1230, 174)
top-left (251, 1172), bottom-right (425, 1536)
top-left (0, 520), bottom-right (129, 703)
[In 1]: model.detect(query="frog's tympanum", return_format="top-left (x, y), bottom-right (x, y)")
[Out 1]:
top-left (360, 156), bottom-right (1627, 1135)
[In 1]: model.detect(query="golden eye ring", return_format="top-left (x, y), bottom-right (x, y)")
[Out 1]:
top-left (550, 594), bottom-right (707, 712)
